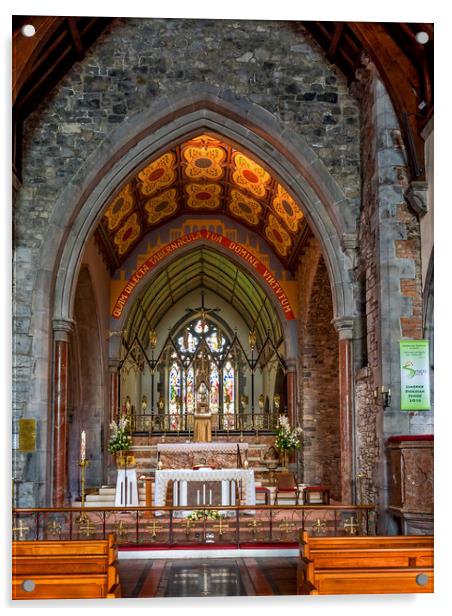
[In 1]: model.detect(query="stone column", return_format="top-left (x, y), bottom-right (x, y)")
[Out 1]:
top-left (109, 360), bottom-right (121, 423)
top-left (52, 318), bottom-right (75, 507)
top-left (286, 358), bottom-right (298, 427)
top-left (333, 317), bottom-right (355, 504)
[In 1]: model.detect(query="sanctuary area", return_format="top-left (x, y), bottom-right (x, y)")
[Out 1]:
top-left (11, 15), bottom-right (434, 600)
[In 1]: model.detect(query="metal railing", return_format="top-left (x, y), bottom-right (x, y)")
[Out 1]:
top-left (131, 410), bottom-right (279, 434)
top-left (12, 505), bottom-right (377, 546)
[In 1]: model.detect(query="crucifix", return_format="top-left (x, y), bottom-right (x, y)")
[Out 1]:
top-left (185, 290), bottom-right (221, 327)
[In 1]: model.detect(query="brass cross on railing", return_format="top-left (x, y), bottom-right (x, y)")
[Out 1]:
top-left (278, 518), bottom-right (296, 537)
top-left (184, 519), bottom-right (193, 538)
top-left (12, 519), bottom-right (29, 540)
top-left (146, 519), bottom-right (162, 540)
top-left (247, 519), bottom-right (262, 537)
top-left (115, 520), bottom-right (129, 539)
top-left (344, 516), bottom-right (359, 535)
top-left (311, 519), bottom-right (326, 535)
top-left (213, 517), bottom-right (230, 537)
top-left (46, 519), bottom-right (62, 537)
top-left (76, 510), bottom-right (95, 536)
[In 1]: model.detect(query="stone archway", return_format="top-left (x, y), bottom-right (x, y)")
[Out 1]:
top-left (27, 88), bottom-right (359, 505)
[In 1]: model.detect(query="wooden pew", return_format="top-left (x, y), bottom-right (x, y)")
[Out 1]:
top-left (12, 533), bottom-right (121, 600)
top-left (298, 531), bottom-right (434, 595)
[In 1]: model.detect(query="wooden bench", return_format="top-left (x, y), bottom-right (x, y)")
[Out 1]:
top-left (297, 531), bottom-right (434, 595)
top-left (12, 533), bottom-right (121, 600)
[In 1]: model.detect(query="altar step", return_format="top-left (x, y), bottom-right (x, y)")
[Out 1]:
top-left (71, 486), bottom-right (147, 508)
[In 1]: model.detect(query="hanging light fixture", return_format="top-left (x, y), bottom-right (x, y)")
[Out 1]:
top-left (149, 329), bottom-right (157, 350)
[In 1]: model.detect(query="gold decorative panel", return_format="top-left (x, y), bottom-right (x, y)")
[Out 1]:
top-left (183, 138), bottom-right (226, 181)
top-left (138, 152), bottom-right (177, 197)
top-left (113, 213), bottom-right (141, 255)
top-left (265, 214), bottom-right (293, 256)
top-left (103, 183), bottom-right (135, 231)
top-left (272, 184), bottom-right (304, 232)
top-left (145, 188), bottom-right (179, 225)
top-left (185, 183), bottom-right (222, 209)
top-left (232, 152), bottom-right (270, 198)
top-left (228, 189), bottom-right (262, 225)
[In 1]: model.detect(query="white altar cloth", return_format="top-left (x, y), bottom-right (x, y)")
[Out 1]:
top-left (157, 442), bottom-right (248, 453)
top-left (115, 469), bottom-right (139, 507)
top-left (154, 468), bottom-right (256, 508)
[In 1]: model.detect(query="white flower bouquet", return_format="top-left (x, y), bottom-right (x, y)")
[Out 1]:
top-left (108, 416), bottom-right (132, 453)
top-left (274, 415), bottom-right (303, 452)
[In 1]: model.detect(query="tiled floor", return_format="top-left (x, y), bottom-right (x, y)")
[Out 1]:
top-left (118, 557), bottom-right (298, 597)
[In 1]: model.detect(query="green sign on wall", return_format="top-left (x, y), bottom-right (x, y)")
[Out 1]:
top-left (400, 340), bottom-right (431, 411)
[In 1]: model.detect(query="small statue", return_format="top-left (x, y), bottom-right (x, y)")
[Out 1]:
top-left (141, 395), bottom-right (148, 412)
top-left (124, 395), bottom-right (132, 415)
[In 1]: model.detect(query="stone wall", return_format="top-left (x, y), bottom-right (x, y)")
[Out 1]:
top-left (354, 64), bottom-right (432, 521)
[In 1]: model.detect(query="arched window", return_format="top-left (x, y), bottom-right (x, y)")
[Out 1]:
top-left (223, 360), bottom-right (235, 429)
top-left (169, 361), bottom-right (181, 428)
top-left (210, 363), bottom-right (219, 413)
top-left (186, 366), bottom-right (195, 413)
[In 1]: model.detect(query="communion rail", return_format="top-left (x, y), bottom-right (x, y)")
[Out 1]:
top-left (13, 505), bottom-right (376, 547)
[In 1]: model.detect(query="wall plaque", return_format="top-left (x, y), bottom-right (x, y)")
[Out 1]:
top-left (18, 418), bottom-right (37, 452)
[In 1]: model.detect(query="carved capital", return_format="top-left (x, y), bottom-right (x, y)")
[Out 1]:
top-left (332, 316), bottom-right (355, 340)
top-left (52, 318), bottom-right (75, 342)
top-left (285, 358), bottom-right (298, 372)
top-left (404, 181), bottom-right (429, 217)
top-left (108, 359), bottom-right (121, 372)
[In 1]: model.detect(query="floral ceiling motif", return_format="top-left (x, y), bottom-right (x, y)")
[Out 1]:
top-left (96, 134), bottom-right (306, 270)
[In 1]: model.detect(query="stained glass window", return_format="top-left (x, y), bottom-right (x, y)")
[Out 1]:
top-left (210, 364), bottom-right (219, 413)
top-left (169, 362), bottom-right (181, 429)
top-left (223, 360), bottom-right (235, 429)
top-left (194, 319), bottom-right (209, 334)
top-left (186, 366), bottom-right (195, 413)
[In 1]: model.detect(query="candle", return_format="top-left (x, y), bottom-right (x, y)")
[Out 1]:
top-left (80, 430), bottom-right (86, 461)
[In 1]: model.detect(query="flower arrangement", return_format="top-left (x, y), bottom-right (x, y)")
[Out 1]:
top-left (274, 415), bottom-right (303, 452)
top-left (108, 416), bottom-right (132, 453)
top-left (187, 509), bottom-right (222, 521)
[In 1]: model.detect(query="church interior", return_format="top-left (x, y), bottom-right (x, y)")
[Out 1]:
top-left (11, 14), bottom-right (434, 600)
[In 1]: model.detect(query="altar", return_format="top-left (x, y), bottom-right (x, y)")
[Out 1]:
top-left (157, 442), bottom-right (249, 470)
top-left (154, 468), bottom-right (256, 510)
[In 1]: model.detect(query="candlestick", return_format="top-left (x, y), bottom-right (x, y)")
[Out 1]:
top-left (80, 430), bottom-right (86, 461)
top-left (78, 457), bottom-right (90, 525)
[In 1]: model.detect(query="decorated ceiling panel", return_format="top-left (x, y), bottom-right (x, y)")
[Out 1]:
top-left (96, 134), bottom-right (307, 271)
top-left (124, 247), bottom-right (283, 350)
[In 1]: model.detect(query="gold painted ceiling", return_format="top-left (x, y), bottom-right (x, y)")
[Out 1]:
top-left (95, 134), bottom-right (308, 271)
